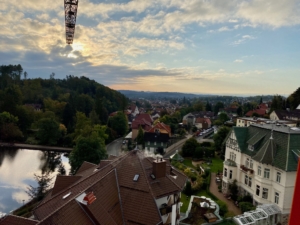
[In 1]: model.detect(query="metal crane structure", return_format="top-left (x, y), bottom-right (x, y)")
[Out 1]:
top-left (64, 0), bottom-right (79, 44)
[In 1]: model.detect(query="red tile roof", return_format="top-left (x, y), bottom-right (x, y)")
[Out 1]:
top-left (147, 122), bottom-right (171, 135)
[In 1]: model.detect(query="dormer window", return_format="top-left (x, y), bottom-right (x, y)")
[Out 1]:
top-left (248, 144), bottom-right (254, 151)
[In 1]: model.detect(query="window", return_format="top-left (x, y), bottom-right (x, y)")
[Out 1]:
top-left (229, 152), bottom-right (236, 161)
top-left (248, 177), bottom-right (252, 187)
top-left (224, 168), bottom-right (227, 177)
top-left (256, 185), bottom-right (260, 196)
top-left (264, 168), bottom-right (270, 179)
top-left (223, 182), bottom-right (227, 188)
top-left (262, 188), bottom-right (268, 199)
top-left (275, 192), bottom-right (279, 204)
top-left (246, 158), bottom-right (250, 167)
top-left (245, 175), bottom-right (248, 185)
top-left (276, 172), bottom-right (281, 183)
top-left (258, 166), bottom-right (261, 176)
top-left (250, 160), bottom-right (253, 169)
top-left (248, 145), bottom-right (254, 151)
top-left (229, 170), bottom-right (232, 179)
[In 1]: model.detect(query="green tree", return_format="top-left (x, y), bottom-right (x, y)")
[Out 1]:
top-left (270, 95), bottom-right (285, 112)
top-left (0, 111), bottom-right (23, 141)
top-left (69, 136), bottom-right (107, 174)
top-left (213, 126), bottom-right (230, 151)
top-left (1, 85), bottom-right (23, 115)
top-left (36, 118), bottom-right (61, 145)
top-left (184, 181), bottom-right (192, 196)
top-left (107, 111), bottom-right (128, 136)
top-left (237, 106), bottom-right (243, 116)
top-left (26, 172), bottom-right (53, 201)
top-left (239, 202), bottom-right (256, 213)
top-left (136, 126), bottom-right (145, 148)
top-left (228, 179), bottom-right (239, 201)
top-left (193, 146), bottom-right (204, 159)
top-left (218, 112), bottom-right (230, 124)
top-left (214, 102), bottom-right (224, 115)
top-left (288, 87), bottom-right (300, 110)
top-left (205, 101), bottom-right (212, 111)
top-left (182, 138), bottom-right (199, 157)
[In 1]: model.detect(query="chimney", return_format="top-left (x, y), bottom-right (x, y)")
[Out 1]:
top-left (83, 192), bottom-right (96, 205)
top-left (152, 158), bottom-right (166, 179)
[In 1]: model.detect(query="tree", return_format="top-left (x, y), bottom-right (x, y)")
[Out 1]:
top-left (107, 111), bottom-right (128, 136)
top-left (36, 118), bottom-right (61, 145)
top-left (69, 136), bottom-right (107, 174)
top-left (205, 101), bottom-right (212, 111)
top-left (239, 202), bottom-right (255, 213)
top-left (193, 101), bottom-right (204, 111)
top-left (288, 87), bottom-right (300, 110)
top-left (270, 95), bottom-right (285, 112)
top-left (26, 172), bottom-right (53, 200)
top-left (213, 126), bottom-right (230, 151)
top-left (136, 126), bottom-right (145, 148)
top-left (184, 181), bottom-right (192, 196)
top-left (237, 106), bottom-right (243, 116)
top-left (228, 179), bottom-right (239, 201)
top-left (218, 112), bottom-right (230, 124)
top-left (193, 146), bottom-right (204, 159)
top-left (182, 138), bottom-right (199, 157)
top-left (0, 111), bottom-right (23, 141)
top-left (214, 102), bottom-right (224, 115)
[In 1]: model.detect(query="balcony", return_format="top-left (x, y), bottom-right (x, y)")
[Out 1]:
top-left (240, 165), bottom-right (254, 175)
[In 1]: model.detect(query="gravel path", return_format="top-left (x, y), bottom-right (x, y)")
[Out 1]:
top-left (209, 173), bottom-right (242, 216)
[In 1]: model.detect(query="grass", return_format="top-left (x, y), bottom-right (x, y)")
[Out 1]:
top-left (201, 156), bottom-right (224, 173)
top-left (182, 158), bottom-right (197, 169)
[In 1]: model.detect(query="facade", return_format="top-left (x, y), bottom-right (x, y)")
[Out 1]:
top-left (182, 111), bottom-right (215, 125)
top-left (270, 109), bottom-right (300, 124)
top-left (236, 117), bottom-right (296, 127)
top-left (0, 150), bottom-right (187, 225)
top-left (222, 124), bottom-right (300, 224)
top-left (131, 113), bottom-right (153, 140)
top-left (144, 132), bottom-right (169, 153)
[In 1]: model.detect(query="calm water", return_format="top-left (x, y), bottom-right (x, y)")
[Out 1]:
top-left (0, 149), bottom-right (70, 214)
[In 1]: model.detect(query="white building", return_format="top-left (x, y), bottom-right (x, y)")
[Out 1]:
top-left (222, 124), bottom-right (300, 225)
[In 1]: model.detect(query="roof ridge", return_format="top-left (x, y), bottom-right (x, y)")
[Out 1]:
top-left (34, 153), bottom-right (131, 212)
top-left (35, 169), bottom-right (118, 223)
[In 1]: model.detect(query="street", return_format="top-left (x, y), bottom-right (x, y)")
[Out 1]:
top-left (106, 137), bottom-right (123, 156)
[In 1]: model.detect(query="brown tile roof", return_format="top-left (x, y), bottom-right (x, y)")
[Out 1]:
top-left (19, 150), bottom-right (186, 225)
top-left (0, 215), bottom-right (38, 225)
top-left (51, 175), bottom-right (82, 196)
top-left (148, 122), bottom-right (171, 135)
top-left (76, 161), bottom-right (97, 175)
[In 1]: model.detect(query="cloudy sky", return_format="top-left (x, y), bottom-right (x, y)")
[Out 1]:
top-left (1, 0), bottom-right (300, 96)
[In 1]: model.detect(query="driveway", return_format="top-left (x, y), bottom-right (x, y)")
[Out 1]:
top-left (209, 173), bottom-right (242, 216)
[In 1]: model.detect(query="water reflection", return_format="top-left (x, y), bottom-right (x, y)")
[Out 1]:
top-left (0, 149), bottom-right (70, 214)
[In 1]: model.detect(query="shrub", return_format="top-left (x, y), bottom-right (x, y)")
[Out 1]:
top-left (184, 181), bottom-right (192, 196)
top-left (239, 202), bottom-right (256, 213)
top-left (216, 200), bottom-right (228, 217)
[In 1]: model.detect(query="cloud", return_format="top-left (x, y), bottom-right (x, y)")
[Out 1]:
top-left (234, 59), bottom-right (243, 63)
top-left (231, 34), bottom-right (256, 45)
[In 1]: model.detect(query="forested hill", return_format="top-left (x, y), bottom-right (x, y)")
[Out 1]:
top-left (0, 65), bottom-right (127, 142)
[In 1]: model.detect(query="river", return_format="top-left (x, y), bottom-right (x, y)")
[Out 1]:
top-left (0, 148), bottom-right (70, 214)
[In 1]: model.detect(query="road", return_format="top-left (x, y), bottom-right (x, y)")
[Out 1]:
top-left (163, 130), bottom-right (214, 158)
top-left (106, 137), bottom-right (124, 156)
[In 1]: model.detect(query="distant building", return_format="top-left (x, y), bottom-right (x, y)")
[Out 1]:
top-left (182, 111), bottom-right (215, 126)
top-left (131, 113), bottom-right (153, 140)
top-left (236, 117), bottom-right (296, 127)
top-left (270, 107), bottom-right (300, 124)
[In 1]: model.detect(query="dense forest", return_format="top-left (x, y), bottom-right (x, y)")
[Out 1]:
top-left (0, 64), bottom-right (128, 148)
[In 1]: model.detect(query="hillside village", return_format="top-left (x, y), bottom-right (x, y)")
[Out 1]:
top-left (1, 77), bottom-right (300, 225)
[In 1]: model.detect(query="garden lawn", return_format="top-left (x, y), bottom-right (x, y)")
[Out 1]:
top-left (182, 158), bottom-right (197, 169)
top-left (201, 156), bottom-right (223, 173)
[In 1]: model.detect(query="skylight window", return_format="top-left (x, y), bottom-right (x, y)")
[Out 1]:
top-left (62, 192), bottom-right (71, 199)
top-left (150, 174), bottom-right (156, 180)
top-left (133, 174), bottom-right (139, 181)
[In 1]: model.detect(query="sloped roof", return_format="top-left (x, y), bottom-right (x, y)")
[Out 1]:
top-left (11, 150), bottom-right (187, 225)
top-left (148, 122), bottom-right (171, 135)
top-left (0, 215), bottom-right (38, 225)
top-left (232, 124), bottom-right (300, 171)
top-left (252, 136), bottom-right (277, 165)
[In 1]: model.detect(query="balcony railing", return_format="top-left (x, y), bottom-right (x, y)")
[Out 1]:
top-left (240, 165), bottom-right (254, 175)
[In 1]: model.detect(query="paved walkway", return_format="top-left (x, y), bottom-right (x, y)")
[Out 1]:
top-left (209, 172), bottom-right (242, 216)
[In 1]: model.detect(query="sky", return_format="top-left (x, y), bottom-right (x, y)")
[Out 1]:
top-left (0, 0), bottom-right (300, 96)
